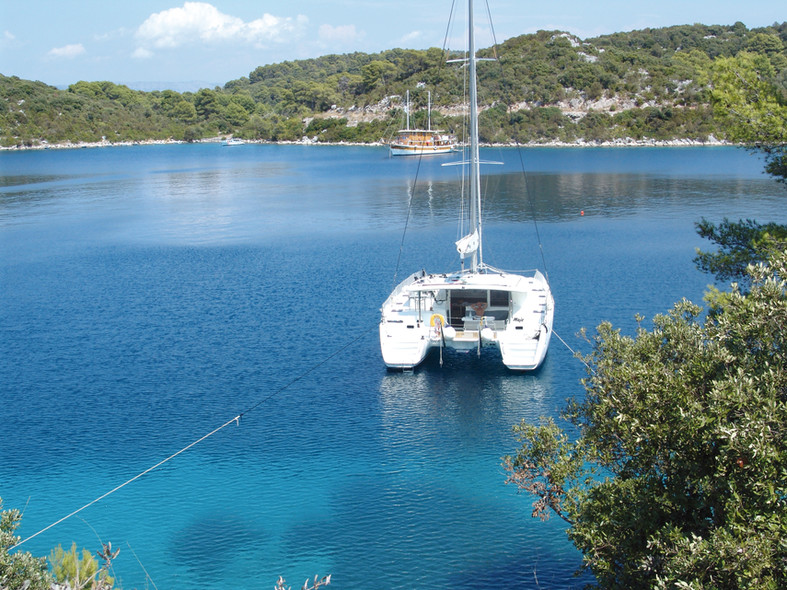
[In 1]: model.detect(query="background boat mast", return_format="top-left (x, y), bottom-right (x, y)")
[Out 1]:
top-left (428, 91), bottom-right (432, 131)
top-left (406, 89), bottom-right (411, 130)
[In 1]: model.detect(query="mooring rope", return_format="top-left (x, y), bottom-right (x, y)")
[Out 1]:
top-left (11, 326), bottom-right (376, 550)
top-left (552, 329), bottom-right (593, 372)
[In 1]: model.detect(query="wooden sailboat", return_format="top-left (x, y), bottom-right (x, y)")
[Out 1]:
top-left (379, 0), bottom-right (554, 370)
top-left (389, 90), bottom-right (456, 156)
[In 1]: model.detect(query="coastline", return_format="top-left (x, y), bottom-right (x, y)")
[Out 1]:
top-left (0, 135), bottom-right (731, 152)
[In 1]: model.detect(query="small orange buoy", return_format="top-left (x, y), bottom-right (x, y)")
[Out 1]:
top-left (580, 210), bottom-right (585, 216)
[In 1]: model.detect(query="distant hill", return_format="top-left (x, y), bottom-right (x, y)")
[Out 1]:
top-left (123, 81), bottom-right (222, 93)
top-left (2, 21), bottom-right (785, 147)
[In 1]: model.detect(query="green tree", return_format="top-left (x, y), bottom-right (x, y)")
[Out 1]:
top-left (710, 51), bottom-right (787, 183)
top-left (230, 91), bottom-right (256, 114)
top-left (183, 125), bottom-right (201, 142)
top-left (744, 32), bottom-right (786, 58)
top-left (193, 88), bottom-right (220, 119)
top-left (694, 217), bottom-right (787, 286)
top-left (0, 498), bottom-right (52, 590)
top-left (274, 116), bottom-right (305, 141)
top-left (50, 543), bottom-right (100, 589)
top-left (696, 48), bottom-right (787, 291)
top-left (49, 542), bottom-right (117, 590)
top-left (224, 101), bottom-right (250, 126)
top-left (361, 60), bottom-right (396, 91)
top-left (242, 114), bottom-right (274, 140)
top-left (172, 99), bottom-right (198, 123)
top-left (504, 248), bottom-right (787, 589)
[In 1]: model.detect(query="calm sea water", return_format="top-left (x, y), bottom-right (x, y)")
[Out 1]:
top-left (1, 144), bottom-right (784, 589)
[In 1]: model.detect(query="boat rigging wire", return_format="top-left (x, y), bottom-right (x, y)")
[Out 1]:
top-left (483, 0), bottom-right (500, 60)
top-left (389, 0), bottom-right (462, 284)
top-left (473, 0), bottom-right (584, 365)
top-left (443, 1), bottom-right (458, 54)
top-left (10, 326), bottom-right (376, 551)
top-left (478, 2), bottom-right (551, 285)
top-left (516, 149), bottom-right (551, 284)
top-left (390, 153), bottom-right (426, 290)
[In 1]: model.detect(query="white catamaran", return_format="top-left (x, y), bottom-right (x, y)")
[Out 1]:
top-left (379, 0), bottom-right (554, 371)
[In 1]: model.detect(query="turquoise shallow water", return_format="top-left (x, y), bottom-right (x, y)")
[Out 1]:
top-left (1, 144), bottom-right (784, 589)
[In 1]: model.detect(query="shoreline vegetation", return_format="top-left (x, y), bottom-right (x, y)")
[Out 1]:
top-left (3, 22), bottom-right (785, 152)
top-left (0, 135), bottom-right (731, 152)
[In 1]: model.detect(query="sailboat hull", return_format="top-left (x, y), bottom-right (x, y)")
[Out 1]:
top-left (389, 130), bottom-right (456, 156)
top-left (380, 268), bottom-right (554, 371)
top-left (389, 145), bottom-right (455, 156)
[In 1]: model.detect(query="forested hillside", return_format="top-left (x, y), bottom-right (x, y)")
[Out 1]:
top-left (2, 21), bottom-right (785, 147)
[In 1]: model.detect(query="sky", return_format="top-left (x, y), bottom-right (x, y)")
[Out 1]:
top-left (1, 0), bottom-right (784, 91)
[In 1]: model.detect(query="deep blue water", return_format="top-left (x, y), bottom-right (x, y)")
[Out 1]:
top-left (1, 144), bottom-right (784, 589)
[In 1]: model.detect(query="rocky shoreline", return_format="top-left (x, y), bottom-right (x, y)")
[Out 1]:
top-left (1, 135), bottom-right (730, 152)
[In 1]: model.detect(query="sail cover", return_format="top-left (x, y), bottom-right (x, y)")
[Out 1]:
top-left (455, 230), bottom-right (479, 257)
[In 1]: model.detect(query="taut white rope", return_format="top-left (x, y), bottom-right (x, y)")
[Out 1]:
top-left (10, 415), bottom-right (241, 550)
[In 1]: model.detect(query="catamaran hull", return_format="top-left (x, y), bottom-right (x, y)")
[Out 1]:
top-left (380, 318), bottom-right (552, 371)
top-left (499, 322), bottom-right (552, 370)
top-left (377, 327), bottom-right (432, 368)
top-left (379, 269), bottom-right (554, 371)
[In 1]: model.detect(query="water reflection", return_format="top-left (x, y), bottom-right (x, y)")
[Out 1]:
top-left (372, 352), bottom-right (585, 589)
top-left (378, 349), bottom-right (559, 444)
top-left (2, 145), bottom-right (784, 243)
top-left (0, 173), bottom-right (70, 188)
top-left (363, 170), bottom-right (783, 227)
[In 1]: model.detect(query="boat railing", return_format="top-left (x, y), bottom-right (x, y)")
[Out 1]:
top-left (469, 264), bottom-right (544, 278)
top-left (461, 316), bottom-right (505, 332)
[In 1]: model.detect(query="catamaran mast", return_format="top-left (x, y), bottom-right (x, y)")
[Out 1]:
top-left (468, 0), bottom-right (482, 271)
top-left (449, 0), bottom-right (487, 272)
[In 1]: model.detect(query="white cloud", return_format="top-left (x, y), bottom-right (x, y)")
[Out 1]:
top-left (132, 47), bottom-right (154, 59)
top-left (134, 2), bottom-right (307, 52)
top-left (1, 30), bottom-right (16, 51)
top-left (318, 24), bottom-right (363, 45)
top-left (94, 28), bottom-right (129, 43)
top-left (48, 43), bottom-right (86, 59)
top-left (399, 30), bottom-right (423, 45)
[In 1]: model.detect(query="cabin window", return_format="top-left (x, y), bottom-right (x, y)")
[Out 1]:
top-left (490, 290), bottom-right (509, 306)
top-left (448, 289), bottom-right (511, 325)
top-left (449, 289), bottom-right (484, 324)
top-left (460, 289), bottom-right (487, 303)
